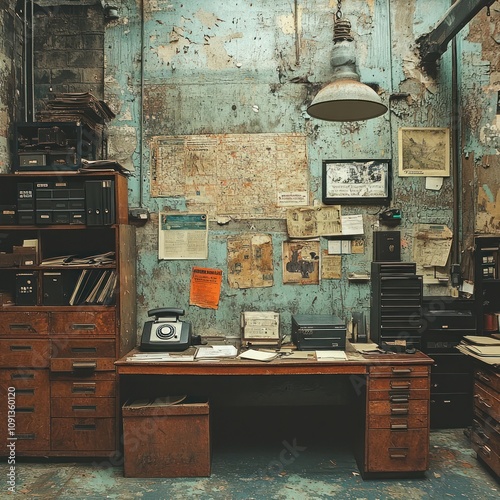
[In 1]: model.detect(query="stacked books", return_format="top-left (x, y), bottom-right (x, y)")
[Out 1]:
top-left (69, 269), bottom-right (117, 306)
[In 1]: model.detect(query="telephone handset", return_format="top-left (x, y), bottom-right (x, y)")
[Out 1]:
top-left (140, 307), bottom-right (193, 352)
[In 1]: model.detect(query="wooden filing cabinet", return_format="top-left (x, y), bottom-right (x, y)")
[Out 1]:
top-left (360, 363), bottom-right (430, 476)
top-left (0, 172), bottom-right (136, 458)
top-left (471, 363), bottom-right (500, 478)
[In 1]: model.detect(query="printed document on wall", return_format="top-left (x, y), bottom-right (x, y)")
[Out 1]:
top-left (159, 212), bottom-right (208, 260)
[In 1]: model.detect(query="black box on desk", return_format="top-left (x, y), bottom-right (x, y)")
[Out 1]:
top-left (15, 272), bottom-right (38, 305)
top-left (373, 230), bottom-right (401, 261)
top-left (291, 314), bottom-right (346, 350)
top-left (122, 398), bottom-right (210, 478)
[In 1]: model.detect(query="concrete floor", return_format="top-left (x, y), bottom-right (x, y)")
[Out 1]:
top-left (2, 428), bottom-right (499, 499)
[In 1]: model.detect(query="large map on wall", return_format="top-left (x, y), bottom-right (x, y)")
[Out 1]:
top-left (150, 134), bottom-right (309, 219)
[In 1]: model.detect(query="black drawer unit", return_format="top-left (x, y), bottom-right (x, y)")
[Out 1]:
top-left (420, 297), bottom-right (476, 429)
top-left (370, 262), bottom-right (423, 349)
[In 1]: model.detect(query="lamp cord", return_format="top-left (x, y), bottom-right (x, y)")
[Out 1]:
top-left (336, 0), bottom-right (343, 20)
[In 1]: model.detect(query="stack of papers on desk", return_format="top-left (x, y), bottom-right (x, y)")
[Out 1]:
top-left (315, 350), bottom-right (347, 361)
top-left (239, 349), bottom-right (278, 362)
top-left (126, 352), bottom-right (195, 362)
top-left (195, 345), bottom-right (238, 359)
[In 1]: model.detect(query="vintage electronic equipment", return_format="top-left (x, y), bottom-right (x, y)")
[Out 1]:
top-left (0, 205), bottom-right (16, 225)
top-left (15, 271), bottom-right (38, 306)
top-left (140, 307), bottom-right (193, 352)
top-left (241, 311), bottom-right (280, 347)
top-left (291, 314), bottom-right (346, 351)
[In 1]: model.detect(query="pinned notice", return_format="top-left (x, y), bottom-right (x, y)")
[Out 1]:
top-left (189, 267), bottom-right (223, 309)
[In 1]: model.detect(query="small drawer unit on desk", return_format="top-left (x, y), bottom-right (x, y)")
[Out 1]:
top-left (366, 364), bottom-right (430, 474)
top-left (471, 365), bottom-right (500, 477)
top-left (0, 369), bottom-right (50, 451)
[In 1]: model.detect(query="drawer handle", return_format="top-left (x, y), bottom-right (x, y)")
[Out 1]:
top-left (477, 372), bottom-right (491, 383)
top-left (10, 345), bottom-right (32, 351)
top-left (16, 407), bottom-right (34, 413)
top-left (391, 368), bottom-right (412, 374)
top-left (390, 395), bottom-right (409, 403)
top-left (389, 453), bottom-right (408, 459)
top-left (390, 381), bottom-right (411, 389)
top-left (391, 407), bottom-right (409, 415)
top-left (16, 389), bottom-right (35, 396)
top-left (479, 445), bottom-right (491, 458)
top-left (72, 383), bottom-right (96, 394)
top-left (71, 323), bottom-right (96, 330)
top-left (72, 361), bottom-right (97, 370)
top-left (391, 423), bottom-right (408, 430)
top-left (475, 395), bottom-right (492, 409)
top-left (9, 324), bottom-right (35, 332)
top-left (74, 424), bottom-right (96, 431)
top-left (72, 405), bottom-right (97, 412)
top-left (71, 347), bottom-right (98, 353)
top-left (11, 373), bottom-right (35, 380)
top-left (15, 433), bottom-right (36, 440)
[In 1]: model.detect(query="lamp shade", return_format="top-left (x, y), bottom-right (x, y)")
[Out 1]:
top-left (307, 79), bottom-right (388, 121)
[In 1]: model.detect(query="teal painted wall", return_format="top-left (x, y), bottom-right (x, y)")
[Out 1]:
top-left (101, 0), bottom-right (496, 340)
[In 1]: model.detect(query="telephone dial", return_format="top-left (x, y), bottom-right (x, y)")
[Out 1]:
top-left (140, 308), bottom-right (193, 352)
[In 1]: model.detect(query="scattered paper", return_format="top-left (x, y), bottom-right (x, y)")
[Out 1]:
top-left (315, 350), bottom-right (347, 360)
top-left (195, 345), bottom-right (239, 359)
top-left (239, 349), bottom-right (278, 362)
top-left (127, 352), bottom-right (195, 362)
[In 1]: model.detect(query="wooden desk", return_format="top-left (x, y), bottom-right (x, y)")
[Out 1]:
top-left (116, 348), bottom-right (433, 478)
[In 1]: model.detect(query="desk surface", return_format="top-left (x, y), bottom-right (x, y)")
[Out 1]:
top-left (115, 346), bottom-right (433, 376)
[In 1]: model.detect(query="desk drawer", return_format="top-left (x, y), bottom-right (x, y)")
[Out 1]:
top-left (0, 312), bottom-right (49, 336)
top-left (51, 379), bottom-right (115, 397)
top-left (369, 389), bottom-right (429, 402)
top-left (471, 416), bottom-right (500, 477)
top-left (475, 367), bottom-right (500, 394)
top-left (368, 414), bottom-right (427, 429)
top-left (50, 358), bottom-right (115, 373)
top-left (367, 429), bottom-right (428, 472)
top-left (51, 418), bottom-right (115, 451)
top-left (369, 365), bottom-right (429, 378)
top-left (50, 311), bottom-right (115, 335)
top-left (369, 399), bottom-right (429, 415)
top-left (0, 340), bottom-right (50, 368)
top-left (51, 397), bottom-right (115, 418)
top-left (4, 413), bottom-right (50, 451)
top-left (474, 382), bottom-right (500, 422)
top-left (370, 377), bottom-right (429, 391)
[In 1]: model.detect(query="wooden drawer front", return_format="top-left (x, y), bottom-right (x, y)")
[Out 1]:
top-left (51, 418), bottom-right (115, 451)
top-left (369, 365), bottom-right (429, 378)
top-left (50, 371), bottom-right (116, 383)
top-left (471, 417), bottom-right (500, 477)
top-left (3, 412), bottom-right (50, 452)
top-left (474, 382), bottom-right (500, 422)
top-left (369, 389), bottom-right (429, 402)
top-left (0, 340), bottom-right (50, 368)
top-left (369, 399), bottom-right (429, 416)
top-left (0, 369), bottom-right (49, 405)
top-left (50, 311), bottom-right (115, 335)
top-left (51, 339), bottom-right (115, 358)
top-left (50, 358), bottom-right (115, 373)
top-left (472, 415), bottom-right (500, 455)
top-left (369, 377), bottom-right (429, 392)
top-left (51, 380), bottom-right (115, 397)
top-left (368, 414), bottom-right (427, 430)
top-left (367, 429), bottom-right (429, 472)
top-left (475, 367), bottom-right (500, 394)
top-left (51, 397), bottom-right (115, 417)
top-left (0, 312), bottom-right (49, 336)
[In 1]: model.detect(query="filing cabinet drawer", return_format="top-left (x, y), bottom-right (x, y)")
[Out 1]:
top-left (0, 369), bottom-right (50, 451)
top-left (369, 399), bottom-right (429, 415)
top-left (471, 415), bottom-right (500, 477)
top-left (51, 379), bottom-right (115, 397)
top-left (51, 418), bottom-right (115, 451)
top-left (0, 340), bottom-right (50, 368)
top-left (367, 429), bottom-right (429, 472)
top-left (50, 311), bottom-right (116, 335)
top-left (50, 358), bottom-right (115, 372)
top-left (51, 339), bottom-right (115, 358)
top-left (369, 365), bottom-right (429, 378)
top-left (0, 312), bottom-right (49, 336)
top-left (474, 382), bottom-right (500, 422)
top-left (475, 367), bottom-right (500, 394)
top-left (369, 377), bottom-right (429, 392)
top-left (51, 397), bottom-right (115, 418)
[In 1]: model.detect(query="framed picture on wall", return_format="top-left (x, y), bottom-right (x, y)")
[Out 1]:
top-left (398, 127), bottom-right (450, 177)
top-left (322, 159), bottom-right (391, 205)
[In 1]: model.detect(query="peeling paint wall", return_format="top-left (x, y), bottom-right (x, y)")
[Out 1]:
top-left (15, 1), bottom-right (497, 340)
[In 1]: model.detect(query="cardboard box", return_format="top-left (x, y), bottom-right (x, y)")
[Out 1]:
top-left (122, 398), bottom-right (210, 478)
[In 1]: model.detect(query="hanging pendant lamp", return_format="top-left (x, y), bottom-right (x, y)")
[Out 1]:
top-left (306, 6), bottom-right (387, 122)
